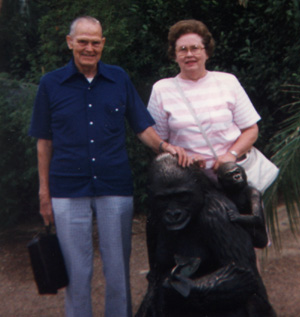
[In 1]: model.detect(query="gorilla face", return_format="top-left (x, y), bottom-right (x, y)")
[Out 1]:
top-left (149, 154), bottom-right (204, 231)
top-left (217, 162), bottom-right (247, 191)
top-left (154, 182), bottom-right (196, 230)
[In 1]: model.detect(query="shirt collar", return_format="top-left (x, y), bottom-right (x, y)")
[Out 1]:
top-left (60, 59), bottom-right (116, 83)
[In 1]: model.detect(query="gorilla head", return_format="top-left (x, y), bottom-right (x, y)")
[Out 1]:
top-left (217, 162), bottom-right (247, 192)
top-left (148, 153), bottom-right (212, 231)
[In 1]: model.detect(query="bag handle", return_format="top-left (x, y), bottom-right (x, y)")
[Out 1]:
top-left (45, 224), bottom-right (52, 235)
top-left (174, 78), bottom-right (218, 159)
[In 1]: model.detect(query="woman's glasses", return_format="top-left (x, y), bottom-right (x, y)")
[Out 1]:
top-left (176, 45), bottom-right (205, 57)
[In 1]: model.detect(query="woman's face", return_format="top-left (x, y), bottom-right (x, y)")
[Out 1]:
top-left (175, 33), bottom-right (208, 81)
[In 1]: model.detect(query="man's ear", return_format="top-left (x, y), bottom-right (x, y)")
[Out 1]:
top-left (100, 37), bottom-right (106, 49)
top-left (66, 35), bottom-right (73, 50)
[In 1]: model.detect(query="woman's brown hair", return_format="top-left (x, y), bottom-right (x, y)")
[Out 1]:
top-left (168, 20), bottom-right (215, 59)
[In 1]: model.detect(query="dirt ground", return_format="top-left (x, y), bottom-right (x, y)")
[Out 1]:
top-left (0, 205), bottom-right (300, 317)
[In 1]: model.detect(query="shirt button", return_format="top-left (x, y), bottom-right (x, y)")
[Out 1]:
top-left (88, 104), bottom-right (92, 108)
top-left (92, 158), bottom-right (96, 162)
top-left (93, 175), bottom-right (97, 179)
top-left (89, 121), bottom-right (94, 125)
top-left (90, 139), bottom-right (94, 143)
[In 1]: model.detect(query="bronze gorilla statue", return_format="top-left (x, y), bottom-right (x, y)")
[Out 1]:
top-left (136, 154), bottom-right (275, 317)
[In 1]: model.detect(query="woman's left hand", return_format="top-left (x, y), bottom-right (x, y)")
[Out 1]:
top-left (188, 154), bottom-right (206, 169)
top-left (213, 152), bottom-right (236, 171)
top-left (213, 124), bottom-right (258, 171)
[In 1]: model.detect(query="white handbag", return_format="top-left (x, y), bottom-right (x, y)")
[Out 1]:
top-left (236, 147), bottom-right (279, 194)
top-left (174, 78), bottom-right (279, 193)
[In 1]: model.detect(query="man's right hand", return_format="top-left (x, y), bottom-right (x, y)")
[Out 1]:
top-left (39, 196), bottom-right (54, 225)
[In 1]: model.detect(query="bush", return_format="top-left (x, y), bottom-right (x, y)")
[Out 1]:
top-left (126, 125), bottom-right (155, 214)
top-left (0, 75), bottom-right (38, 227)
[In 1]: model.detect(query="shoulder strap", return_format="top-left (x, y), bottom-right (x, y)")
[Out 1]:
top-left (174, 78), bottom-right (218, 159)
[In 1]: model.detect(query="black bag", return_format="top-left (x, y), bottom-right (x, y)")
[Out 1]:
top-left (27, 226), bottom-right (69, 294)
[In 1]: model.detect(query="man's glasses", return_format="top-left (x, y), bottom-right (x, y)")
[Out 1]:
top-left (176, 45), bottom-right (205, 57)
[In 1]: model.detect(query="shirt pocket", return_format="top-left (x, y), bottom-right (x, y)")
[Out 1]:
top-left (104, 103), bottom-right (126, 132)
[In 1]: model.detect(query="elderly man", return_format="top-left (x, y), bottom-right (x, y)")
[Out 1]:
top-left (29, 16), bottom-right (187, 317)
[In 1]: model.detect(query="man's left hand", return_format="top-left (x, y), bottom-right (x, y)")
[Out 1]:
top-left (163, 143), bottom-right (189, 167)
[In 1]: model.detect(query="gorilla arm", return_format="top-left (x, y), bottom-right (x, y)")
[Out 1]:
top-left (227, 187), bottom-right (268, 248)
top-left (217, 162), bottom-right (268, 248)
top-left (163, 194), bottom-right (259, 310)
top-left (167, 263), bottom-right (256, 309)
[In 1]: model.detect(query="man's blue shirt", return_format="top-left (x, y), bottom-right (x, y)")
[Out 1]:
top-left (29, 60), bottom-right (155, 198)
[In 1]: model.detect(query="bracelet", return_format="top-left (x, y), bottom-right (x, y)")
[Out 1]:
top-left (159, 141), bottom-right (165, 153)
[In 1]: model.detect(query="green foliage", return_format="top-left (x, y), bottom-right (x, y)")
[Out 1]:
top-left (0, 75), bottom-right (38, 227)
top-left (263, 83), bottom-right (300, 244)
top-left (126, 125), bottom-right (154, 214)
top-left (3, 0), bottom-right (300, 124)
top-left (0, 0), bottom-right (35, 77)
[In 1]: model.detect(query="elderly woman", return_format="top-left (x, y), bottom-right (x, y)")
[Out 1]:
top-left (148, 19), bottom-right (260, 179)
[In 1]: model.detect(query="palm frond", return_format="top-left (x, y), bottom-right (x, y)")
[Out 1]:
top-left (263, 85), bottom-right (300, 247)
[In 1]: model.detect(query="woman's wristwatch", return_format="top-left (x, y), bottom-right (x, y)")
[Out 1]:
top-left (229, 150), bottom-right (238, 158)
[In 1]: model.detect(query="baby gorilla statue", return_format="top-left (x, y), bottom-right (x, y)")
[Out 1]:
top-left (217, 162), bottom-right (268, 249)
top-left (136, 153), bottom-right (275, 317)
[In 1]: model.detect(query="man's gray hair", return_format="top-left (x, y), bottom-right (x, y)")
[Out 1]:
top-left (69, 16), bottom-right (102, 36)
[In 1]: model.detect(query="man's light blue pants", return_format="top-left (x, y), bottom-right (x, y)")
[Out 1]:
top-left (52, 196), bottom-right (133, 317)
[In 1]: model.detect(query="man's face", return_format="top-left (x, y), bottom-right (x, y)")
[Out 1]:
top-left (66, 20), bottom-right (105, 74)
